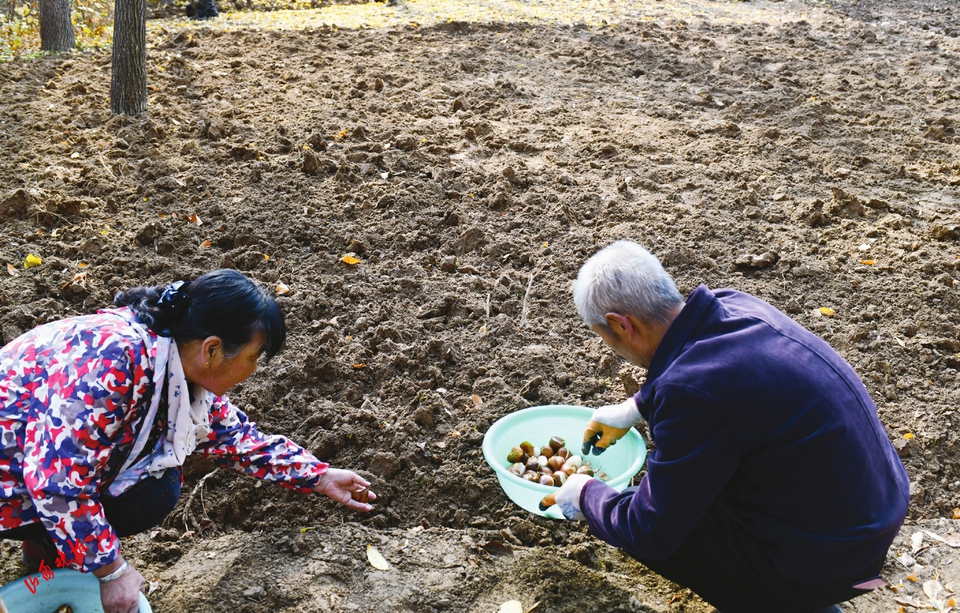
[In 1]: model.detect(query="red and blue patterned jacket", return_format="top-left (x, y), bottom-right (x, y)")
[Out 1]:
top-left (0, 307), bottom-right (328, 572)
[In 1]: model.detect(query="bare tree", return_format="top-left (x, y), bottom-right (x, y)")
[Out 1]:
top-left (38, 0), bottom-right (75, 52)
top-left (110, 0), bottom-right (147, 115)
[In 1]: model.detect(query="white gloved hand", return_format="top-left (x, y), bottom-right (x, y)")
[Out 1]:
top-left (539, 473), bottom-right (593, 520)
top-left (581, 397), bottom-right (643, 456)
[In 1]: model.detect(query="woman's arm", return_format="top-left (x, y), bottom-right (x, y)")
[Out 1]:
top-left (194, 396), bottom-right (330, 492)
top-left (195, 397), bottom-right (375, 510)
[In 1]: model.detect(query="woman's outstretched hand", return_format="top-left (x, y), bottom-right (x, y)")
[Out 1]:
top-left (313, 468), bottom-right (376, 512)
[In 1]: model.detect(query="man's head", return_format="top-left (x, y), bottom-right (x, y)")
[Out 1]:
top-left (573, 241), bottom-right (685, 367)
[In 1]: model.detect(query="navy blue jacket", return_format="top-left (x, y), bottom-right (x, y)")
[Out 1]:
top-left (581, 285), bottom-right (909, 584)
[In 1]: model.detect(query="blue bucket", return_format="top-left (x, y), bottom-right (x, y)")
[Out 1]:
top-left (0, 568), bottom-right (152, 613)
top-left (482, 404), bottom-right (647, 519)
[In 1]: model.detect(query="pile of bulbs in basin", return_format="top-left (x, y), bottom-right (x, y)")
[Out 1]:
top-left (505, 436), bottom-right (609, 487)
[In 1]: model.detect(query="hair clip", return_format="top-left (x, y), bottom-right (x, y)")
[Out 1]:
top-left (157, 280), bottom-right (192, 317)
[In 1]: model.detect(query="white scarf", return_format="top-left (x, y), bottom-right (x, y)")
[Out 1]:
top-left (107, 313), bottom-right (214, 495)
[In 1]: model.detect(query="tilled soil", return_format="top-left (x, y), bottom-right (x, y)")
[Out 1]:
top-left (1, 0), bottom-right (959, 611)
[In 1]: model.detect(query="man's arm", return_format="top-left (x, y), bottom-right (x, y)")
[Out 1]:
top-left (581, 383), bottom-right (743, 561)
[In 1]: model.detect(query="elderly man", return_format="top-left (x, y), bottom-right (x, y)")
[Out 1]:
top-left (541, 240), bottom-right (909, 613)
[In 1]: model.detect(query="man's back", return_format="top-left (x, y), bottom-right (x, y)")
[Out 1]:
top-left (591, 285), bottom-right (909, 583)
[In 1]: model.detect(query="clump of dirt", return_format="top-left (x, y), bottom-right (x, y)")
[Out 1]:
top-left (1, 0), bottom-right (959, 610)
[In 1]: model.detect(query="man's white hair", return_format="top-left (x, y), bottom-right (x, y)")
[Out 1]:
top-left (573, 240), bottom-right (684, 329)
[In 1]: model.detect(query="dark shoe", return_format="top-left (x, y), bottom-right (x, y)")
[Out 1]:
top-left (21, 540), bottom-right (57, 571)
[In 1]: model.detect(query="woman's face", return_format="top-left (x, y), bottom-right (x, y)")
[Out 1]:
top-left (189, 331), bottom-right (266, 397)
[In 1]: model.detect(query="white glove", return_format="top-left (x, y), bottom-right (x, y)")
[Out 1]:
top-left (539, 473), bottom-right (593, 520)
top-left (582, 397), bottom-right (643, 456)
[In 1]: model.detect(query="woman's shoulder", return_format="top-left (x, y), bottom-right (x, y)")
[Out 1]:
top-left (29, 308), bottom-right (154, 354)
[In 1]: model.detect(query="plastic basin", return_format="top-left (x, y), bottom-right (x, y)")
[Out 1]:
top-left (0, 568), bottom-right (152, 613)
top-left (482, 404), bottom-right (647, 519)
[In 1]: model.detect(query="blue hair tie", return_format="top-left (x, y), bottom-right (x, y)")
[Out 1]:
top-left (157, 280), bottom-right (192, 318)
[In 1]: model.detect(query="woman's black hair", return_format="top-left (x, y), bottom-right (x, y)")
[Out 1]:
top-left (114, 269), bottom-right (286, 360)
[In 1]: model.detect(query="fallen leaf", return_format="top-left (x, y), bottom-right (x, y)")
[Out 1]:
top-left (904, 433), bottom-right (915, 440)
top-left (78, 262), bottom-right (88, 268)
top-left (147, 581), bottom-right (160, 596)
top-left (200, 240), bottom-right (212, 249)
top-left (341, 255), bottom-right (362, 265)
top-left (471, 394), bottom-right (483, 407)
top-left (189, 214), bottom-right (202, 225)
top-left (479, 540), bottom-right (511, 555)
top-left (945, 532), bottom-right (960, 548)
top-left (954, 508), bottom-right (960, 520)
top-left (911, 531), bottom-right (924, 553)
top-left (894, 595), bottom-right (922, 607)
top-left (896, 552), bottom-right (916, 568)
top-left (263, 254), bottom-right (270, 260)
top-left (923, 578), bottom-right (943, 601)
top-left (860, 259), bottom-right (875, 265)
top-left (498, 601), bottom-right (523, 613)
top-left (352, 363), bottom-right (367, 369)
top-left (366, 544), bottom-right (390, 570)
top-left (906, 574), bottom-right (918, 582)
top-left (62, 271), bottom-right (88, 289)
top-left (7, 263), bottom-right (18, 276)
top-left (23, 254), bottom-right (42, 269)
top-left (818, 307), bottom-right (836, 317)
top-left (276, 282), bottom-right (291, 295)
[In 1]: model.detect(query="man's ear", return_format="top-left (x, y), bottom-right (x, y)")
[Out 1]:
top-left (604, 312), bottom-right (632, 336)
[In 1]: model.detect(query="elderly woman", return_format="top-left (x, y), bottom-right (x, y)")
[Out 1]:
top-left (0, 269), bottom-right (375, 613)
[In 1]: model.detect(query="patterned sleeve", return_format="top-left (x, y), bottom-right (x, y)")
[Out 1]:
top-left (195, 397), bottom-right (328, 493)
top-left (21, 328), bottom-right (151, 573)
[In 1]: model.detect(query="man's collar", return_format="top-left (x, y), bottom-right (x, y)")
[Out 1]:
top-left (642, 284), bottom-right (716, 386)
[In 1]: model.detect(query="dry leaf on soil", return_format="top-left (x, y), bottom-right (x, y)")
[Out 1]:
top-left (498, 601), bottom-right (523, 613)
top-left (366, 544), bottom-right (389, 570)
top-left (923, 578), bottom-right (943, 601)
top-left (911, 531), bottom-right (924, 554)
top-left (23, 254), bottom-right (42, 269)
top-left (342, 255), bottom-right (362, 265)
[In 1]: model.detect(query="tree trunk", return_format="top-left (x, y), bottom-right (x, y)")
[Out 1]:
top-left (110, 0), bottom-right (147, 116)
top-left (38, 0), bottom-right (75, 52)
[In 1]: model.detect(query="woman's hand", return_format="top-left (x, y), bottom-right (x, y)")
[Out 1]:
top-left (313, 468), bottom-right (376, 512)
top-left (96, 557), bottom-right (144, 613)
